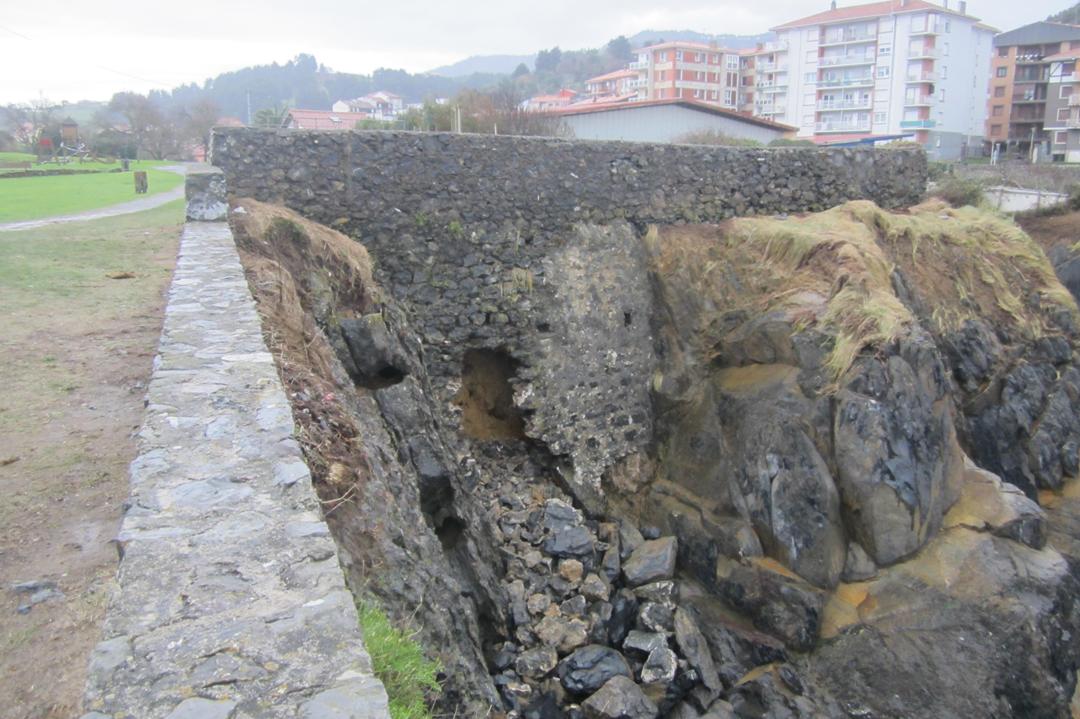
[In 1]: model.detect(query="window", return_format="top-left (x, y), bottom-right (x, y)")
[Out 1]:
top-left (940, 65), bottom-right (947, 79)
top-left (944, 19), bottom-right (951, 32)
top-left (994, 86), bottom-right (1006, 97)
top-left (724, 89), bottom-right (735, 105)
top-left (990, 123), bottom-right (1002, 135)
top-left (997, 47), bottom-right (1009, 58)
top-left (805, 72), bottom-right (817, 84)
top-left (1059, 107), bottom-right (1071, 121)
top-left (711, 90), bottom-right (719, 99)
top-left (1065, 61), bottom-right (1077, 75)
top-left (806, 50), bottom-right (818, 63)
top-left (1063, 85), bottom-right (1075, 98)
top-left (726, 55), bottom-right (740, 70)
top-left (697, 53), bottom-right (705, 62)
top-left (1056, 131), bottom-right (1068, 144)
top-left (712, 54), bottom-right (719, 63)
top-left (879, 45), bottom-right (892, 56)
top-left (676, 51), bottom-right (684, 61)
top-left (694, 89), bottom-right (702, 98)
top-left (803, 114), bottom-right (815, 125)
top-left (943, 42), bottom-right (949, 56)
top-left (806, 29), bottom-right (817, 41)
top-left (992, 105), bottom-right (1004, 116)
top-left (874, 111), bottom-right (887, 123)
top-left (996, 66), bottom-right (1007, 77)
top-left (938, 88), bottom-right (946, 101)
top-left (877, 65), bottom-right (891, 78)
top-left (659, 51), bottom-right (668, 61)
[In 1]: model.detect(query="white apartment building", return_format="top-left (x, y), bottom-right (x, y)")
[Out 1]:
top-left (766, 0), bottom-right (994, 159)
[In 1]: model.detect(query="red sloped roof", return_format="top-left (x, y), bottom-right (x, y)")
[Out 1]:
top-left (773, 0), bottom-right (976, 30)
top-left (586, 69), bottom-right (638, 84)
top-left (286, 109), bottom-right (374, 130)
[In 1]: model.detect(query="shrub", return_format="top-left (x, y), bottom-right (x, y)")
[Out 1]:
top-left (357, 600), bottom-right (442, 719)
top-left (932, 177), bottom-right (984, 208)
top-left (675, 129), bottom-right (763, 147)
top-left (927, 161), bottom-right (952, 182)
top-left (768, 137), bottom-right (816, 147)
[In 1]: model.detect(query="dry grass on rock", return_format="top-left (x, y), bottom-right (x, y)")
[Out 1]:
top-left (649, 199), bottom-right (1077, 383)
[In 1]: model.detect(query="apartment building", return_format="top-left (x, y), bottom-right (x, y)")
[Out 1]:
top-left (1044, 49), bottom-right (1080, 162)
top-left (741, 42), bottom-right (792, 120)
top-left (987, 22), bottom-right (1080, 157)
top-left (627, 41), bottom-right (743, 108)
top-left (766, 0), bottom-right (994, 159)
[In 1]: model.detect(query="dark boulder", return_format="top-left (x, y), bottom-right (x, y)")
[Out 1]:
top-left (581, 676), bottom-right (658, 719)
top-left (559, 645), bottom-right (633, 695)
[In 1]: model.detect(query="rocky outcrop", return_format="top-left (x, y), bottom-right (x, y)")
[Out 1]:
top-left (229, 196), bottom-right (1080, 719)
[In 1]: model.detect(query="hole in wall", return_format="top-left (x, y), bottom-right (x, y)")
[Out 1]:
top-left (419, 474), bottom-right (465, 550)
top-left (454, 348), bottom-right (527, 440)
top-left (624, 311), bottom-right (633, 327)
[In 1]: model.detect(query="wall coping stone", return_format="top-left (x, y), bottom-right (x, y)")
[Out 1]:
top-left (80, 214), bottom-right (389, 718)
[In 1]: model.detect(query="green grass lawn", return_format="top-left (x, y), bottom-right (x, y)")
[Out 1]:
top-left (0, 157), bottom-right (168, 174)
top-left (0, 199), bottom-right (184, 307)
top-left (0, 167), bottom-right (184, 223)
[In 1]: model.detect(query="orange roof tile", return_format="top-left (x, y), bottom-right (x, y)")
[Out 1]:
top-left (586, 69), bottom-right (638, 83)
top-left (286, 109), bottom-right (375, 130)
top-left (772, 0), bottom-right (977, 30)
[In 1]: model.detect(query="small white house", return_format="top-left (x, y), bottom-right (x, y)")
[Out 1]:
top-left (556, 99), bottom-right (795, 144)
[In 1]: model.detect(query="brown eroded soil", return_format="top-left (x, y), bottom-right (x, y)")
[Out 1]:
top-left (0, 201), bottom-right (183, 719)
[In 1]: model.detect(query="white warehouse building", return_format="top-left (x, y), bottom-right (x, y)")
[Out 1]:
top-left (765, 0), bottom-right (995, 159)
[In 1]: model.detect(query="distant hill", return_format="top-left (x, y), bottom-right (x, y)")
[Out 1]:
top-left (429, 55), bottom-right (534, 77)
top-left (1048, 1), bottom-right (1080, 24)
top-left (628, 30), bottom-right (774, 49)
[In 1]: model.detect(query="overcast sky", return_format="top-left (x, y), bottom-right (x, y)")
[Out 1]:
top-left (0, 0), bottom-right (1069, 105)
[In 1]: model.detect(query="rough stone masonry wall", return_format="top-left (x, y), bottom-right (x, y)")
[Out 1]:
top-left (80, 177), bottom-right (389, 719)
top-left (211, 129), bottom-right (927, 505)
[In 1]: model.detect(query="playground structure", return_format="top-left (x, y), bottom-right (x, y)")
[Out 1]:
top-left (36, 118), bottom-right (111, 165)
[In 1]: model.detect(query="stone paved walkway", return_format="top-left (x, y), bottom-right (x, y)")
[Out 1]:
top-left (80, 219), bottom-right (389, 718)
top-left (0, 165), bottom-right (191, 232)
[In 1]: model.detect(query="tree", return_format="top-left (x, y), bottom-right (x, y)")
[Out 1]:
top-left (1, 97), bottom-right (56, 150)
top-left (253, 105), bottom-right (289, 128)
top-left (108, 92), bottom-right (174, 159)
top-left (606, 36), bottom-right (634, 64)
top-left (182, 98), bottom-right (220, 157)
top-left (535, 47), bottom-right (563, 74)
top-left (512, 63), bottom-right (530, 79)
top-left (1048, 1), bottom-right (1080, 23)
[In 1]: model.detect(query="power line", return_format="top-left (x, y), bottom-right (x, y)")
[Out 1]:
top-left (0, 23), bottom-right (32, 40)
top-left (0, 21), bottom-right (170, 88)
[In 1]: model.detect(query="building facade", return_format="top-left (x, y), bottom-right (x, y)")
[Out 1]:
top-left (627, 41), bottom-right (744, 108)
top-left (1043, 50), bottom-right (1080, 162)
top-left (767, 0), bottom-right (994, 159)
top-left (557, 99), bottom-right (795, 144)
top-left (987, 22), bottom-right (1080, 158)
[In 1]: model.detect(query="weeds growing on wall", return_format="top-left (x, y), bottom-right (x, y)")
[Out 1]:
top-left (356, 599), bottom-right (442, 719)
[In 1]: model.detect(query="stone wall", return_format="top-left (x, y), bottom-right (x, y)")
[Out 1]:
top-left (211, 128), bottom-right (927, 505)
top-left (80, 186), bottom-right (388, 718)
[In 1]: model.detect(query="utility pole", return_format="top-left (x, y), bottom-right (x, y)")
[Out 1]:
top-left (246, 92), bottom-right (252, 127)
top-left (1030, 124), bottom-right (1037, 163)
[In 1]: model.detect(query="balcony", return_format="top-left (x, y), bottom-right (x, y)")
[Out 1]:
top-left (1012, 93), bottom-right (1047, 103)
top-left (816, 120), bottom-right (872, 132)
top-left (756, 61), bottom-right (790, 72)
top-left (900, 119), bottom-right (937, 128)
top-left (1069, 95), bottom-right (1080, 106)
top-left (1015, 54), bottom-right (1047, 64)
top-left (904, 95), bottom-right (934, 106)
top-left (817, 99), bottom-right (872, 110)
top-left (629, 60), bottom-right (649, 70)
top-left (820, 54), bottom-right (876, 67)
top-left (762, 41), bottom-right (789, 52)
top-left (821, 30), bottom-right (877, 46)
top-left (909, 22), bottom-right (940, 36)
top-left (907, 46), bottom-right (938, 59)
top-left (906, 72), bottom-right (936, 83)
top-left (818, 76), bottom-right (875, 88)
